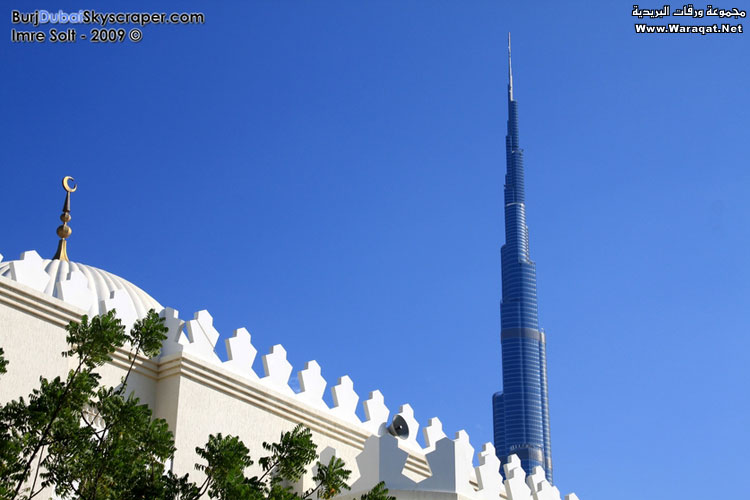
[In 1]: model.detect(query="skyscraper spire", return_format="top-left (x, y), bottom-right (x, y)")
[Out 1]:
top-left (492, 37), bottom-right (554, 483)
top-left (508, 32), bottom-right (513, 101)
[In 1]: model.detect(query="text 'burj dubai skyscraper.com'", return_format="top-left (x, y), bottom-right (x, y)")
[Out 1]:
top-left (492, 35), bottom-right (553, 483)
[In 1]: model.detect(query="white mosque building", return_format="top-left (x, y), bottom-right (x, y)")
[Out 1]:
top-left (0, 178), bottom-right (580, 500)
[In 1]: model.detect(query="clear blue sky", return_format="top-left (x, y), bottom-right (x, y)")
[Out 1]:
top-left (3, 2), bottom-right (749, 498)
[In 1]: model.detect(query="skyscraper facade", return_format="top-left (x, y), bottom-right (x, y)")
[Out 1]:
top-left (492, 36), bottom-right (553, 483)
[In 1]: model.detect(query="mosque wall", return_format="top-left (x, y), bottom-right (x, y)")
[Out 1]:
top-left (0, 252), bottom-right (580, 500)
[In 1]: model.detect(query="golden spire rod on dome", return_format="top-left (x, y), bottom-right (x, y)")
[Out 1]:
top-left (53, 176), bottom-right (77, 261)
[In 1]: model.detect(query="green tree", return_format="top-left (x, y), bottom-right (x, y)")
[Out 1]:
top-left (0, 311), bottom-right (394, 500)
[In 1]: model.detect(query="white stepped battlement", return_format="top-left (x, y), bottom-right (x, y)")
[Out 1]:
top-left (0, 250), bottom-right (580, 500)
top-left (157, 306), bottom-right (425, 448)
top-left (348, 433), bottom-right (578, 500)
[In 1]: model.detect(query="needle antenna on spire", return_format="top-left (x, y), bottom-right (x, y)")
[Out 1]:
top-left (508, 32), bottom-right (514, 101)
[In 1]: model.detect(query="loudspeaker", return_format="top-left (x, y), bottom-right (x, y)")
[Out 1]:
top-left (387, 415), bottom-right (409, 439)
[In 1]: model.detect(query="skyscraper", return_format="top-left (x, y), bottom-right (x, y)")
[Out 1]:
top-left (492, 34), bottom-right (553, 483)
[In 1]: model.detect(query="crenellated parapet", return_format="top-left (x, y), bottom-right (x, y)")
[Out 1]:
top-left (156, 306), bottom-right (398, 437)
top-left (347, 433), bottom-right (576, 500)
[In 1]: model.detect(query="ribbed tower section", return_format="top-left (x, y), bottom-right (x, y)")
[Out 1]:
top-left (492, 34), bottom-right (553, 483)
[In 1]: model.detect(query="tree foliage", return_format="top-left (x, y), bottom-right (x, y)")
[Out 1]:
top-left (0, 311), bottom-right (394, 500)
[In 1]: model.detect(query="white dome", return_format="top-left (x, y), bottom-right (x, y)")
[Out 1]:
top-left (0, 250), bottom-right (162, 325)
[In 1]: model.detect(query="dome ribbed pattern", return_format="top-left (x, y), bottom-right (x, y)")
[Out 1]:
top-left (0, 258), bottom-right (161, 319)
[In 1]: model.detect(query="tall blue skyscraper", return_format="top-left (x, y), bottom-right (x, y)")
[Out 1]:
top-left (492, 34), bottom-right (553, 483)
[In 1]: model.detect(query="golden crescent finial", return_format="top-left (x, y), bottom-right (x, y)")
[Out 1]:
top-left (62, 176), bottom-right (77, 193)
top-left (53, 175), bottom-right (76, 261)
